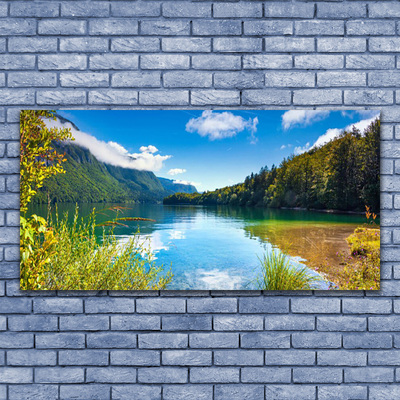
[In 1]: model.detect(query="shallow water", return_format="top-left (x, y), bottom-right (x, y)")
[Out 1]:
top-left (28, 203), bottom-right (374, 290)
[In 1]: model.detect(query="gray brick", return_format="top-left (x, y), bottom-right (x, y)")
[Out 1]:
top-left (241, 332), bottom-right (290, 349)
top-left (369, 71), bottom-right (400, 87)
top-left (39, 19), bottom-right (86, 35)
top-left (370, 2), bottom-right (400, 18)
top-left (163, 385), bottom-right (212, 400)
top-left (265, 385), bottom-right (316, 400)
top-left (317, 3), bottom-right (366, 19)
top-left (371, 386), bottom-right (400, 400)
top-left (89, 19), bottom-right (138, 35)
top-left (192, 55), bottom-right (241, 70)
top-left (60, 315), bottom-right (109, 331)
top-left (8, 72), bottom-right (56, 88)
top-left (0, 124), bottom-right (19, 140)
top-left (317, 316), bottom-right (366, 331)
top-left (343, 333), bottom-right (392, 349)
top-left (62, 2), bottom-right (110, 17)
top-left (346, 55), bottom-right (395, 69)
top-left (318, 350), bottom-right (366, 366)
top-left (347, 20), bottom-right (395, 36)
top-left (292, 333), bottom-right (341, 349)
top-left (343, 299), bottom-right (391, 314)
top-left (191, 90), bottom-right (239, 106)
top-left (293, 367), bottom-right (342, 383)
top-left (8, 315), bottom-right (57, 331)
top-left (90, 54), bottom-right (138, 70)
top-left (265, 350), bottom-right (315, 366)
top-left (111, 350), bottom-right (159, 366)
top-left (112, 385), bottom-right (161, 400)
top-left (35, 367), bottom-right (84, 383)
top-left (141, 55), bottom-right (189, 70)
top-left (141, 21), bottom-right (189, 36)
top-left (89, 89), bottom-right (138, 105)
top-left (162, 315), bottom-right (211, 331)
top-left (318, 72), bottom-right (366, 87)
top-left (215, 385), bottom-right (264, 400)
top-left (9, 385), bottom-right (58, 400)
top-left (60, 385), bottom-right (110, 400)
top-left (163, 2), bottom-right (210, 18)
top-left (138, 367), bottom-right (187, 383)
top-left (214, 315), bottom-right (263, 331)
top-left (9, 37), bottom-right (57, 53)
top-left (10, 2), bottom-right (59, 17)
top-left (239, 297), bottom-right (289, 313)
top-left (265, 315), bottom-right (315, 331)
top-left (162, 350), bottom-right (211, 365)
top-left (214, 38), bottom-right (262, 53)
top-left (140, 90), bottom-right (188, 105)
top-left (60, 38), bottom-right (108, 53)
top-left (214, 3), bottom-right (261, 17)
top-left (86, 367), bottom-right (136, 383)
top-left (294, 89), bottom-right (342, 105)
top-left (60, 72), bottom-right (109, 88)
top-left (59, 350), bottom-right (109, 366)
top-left (214, 350), bottom-right (263, 366)
top-left (295, 20), bottom-right (344, 36)
top-left (37, 90), bottom-right (86, 105)
top-left (0, 19), bottom-right (36, 36)
top-left (295, 55), bottom-right (344, 69)
top-left (38, 54), bottom-right (87, 70)
top-left (85, 298), bottom-right (135, 313)
top-left (111, 38), bottom-right (160, 52)
top-left (187, 298), bottom-right (237, 313)
top-left (4, 245), bottom-right (19, 261)
top-left (111, 315), bottom-right (160, 330)
top-left (369, 350), bottom-right (400, 365)
top-left (163, 71), bottom-right (211, 88)
top-left (190, 367), bottom-right (239, 383)
top-left (0, 55), bottom-right (35, 70)
top-left (242, 90), bottom-right (291, 106)
top-left (0, 333), bottom-right (33, 348)
top-left (139, 333), bottom-right (187, 349)
top-left (162, 38), bottom-right (211, 53)
top-left (318, 385), bottom-right (367, 400)
top-left (193, 20), bottom-right (241, 36)
top-left (189, 333), bottom-right (238, 348)
top-left (318, 38), bottom-right (366, 53)
top-left (7, 349), bottom-right (56, 366)
top-left (0, 367), bottom-right (32, 383)
top-left (369, 316), bottom-right (400, 331)
top-left (345, 367), bottom-right (393, 383)
top-left (370, 38), bottom-right (400, 53)
top-left (0, 160), bottom-right (19, 174)
top-left (244, 21), bottom-right (293, 36)
top-left (264, 37), bottom-right (315, 53)
top-left (292, 298), bottom-right (341, 313)
top-left (0, 3), bottom-right (6, 17)
top-left (87, 332), bottom-right (137, 348)
top-left (0, 297), bottom-right (31, 313)
top-left (344, 89), bottom-right (393, 105)
top-left (242, 367), bottom-right (291, 383)
top-left (265, 72), bottom-right (315, 88)
top-left (264, 2), bottom-right (314, 18)
top-left (111, 2), bottom-right (160, 17)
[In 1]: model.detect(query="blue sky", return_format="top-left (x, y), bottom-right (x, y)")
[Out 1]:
top-left (57, 110), bottom-right (380, 192)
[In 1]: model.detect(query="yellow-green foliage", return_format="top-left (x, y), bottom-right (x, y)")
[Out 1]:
top-left (341, 227), bottom-right (380, 290)
top-left (22, 207), bottom-right (173, 291)
top-left (256, 249), bottom-right (322, 291)
top-left (20, 110), bottom-right (73, 213)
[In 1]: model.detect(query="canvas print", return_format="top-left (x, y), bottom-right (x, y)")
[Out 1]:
top-left (20, 110), bottom-right (380, 291)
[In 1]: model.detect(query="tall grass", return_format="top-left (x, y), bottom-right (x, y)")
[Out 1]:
top-left (255, 249), bottom-right (322, 290)
top-left (21, 206), bottom-right (173, 290)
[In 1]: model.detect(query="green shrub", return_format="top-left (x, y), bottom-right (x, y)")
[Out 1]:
top-left (255, 249), bottom-right (322, 290)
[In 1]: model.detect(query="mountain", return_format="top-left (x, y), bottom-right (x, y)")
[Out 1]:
top-left (33, 120), bottom-right (197, 204)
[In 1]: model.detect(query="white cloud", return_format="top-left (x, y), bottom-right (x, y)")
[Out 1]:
top-left (45, 118), bottom-right (171, 172)
top-left (282, 110), bottom-right (330, 130)
top-left (280, 144), bottom-right (286, 150)
top-left (173, 179), bottom-right (201, 187)
top-left (293, 113), bottom-right (380, 155)
top-left (168, 168), bottom-right (186, 176)
top-left (186, 110), bottom-right (258, 141)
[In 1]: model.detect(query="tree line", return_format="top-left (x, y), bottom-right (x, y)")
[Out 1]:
top-left (164, 118), bottom-right (380, 213)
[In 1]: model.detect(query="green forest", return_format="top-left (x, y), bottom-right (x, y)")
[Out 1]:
top-left (164, 118), bottom-right (380, 213)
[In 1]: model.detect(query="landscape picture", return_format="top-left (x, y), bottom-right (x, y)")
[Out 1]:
top-left (20, 110), bottom-right (380, 291)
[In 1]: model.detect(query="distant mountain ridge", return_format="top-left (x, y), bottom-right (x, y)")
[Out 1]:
top-left (33, 118), bottom-right (197, 204)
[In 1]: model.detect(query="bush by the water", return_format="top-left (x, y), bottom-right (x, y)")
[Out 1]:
top-left (256, 249), bottom-right (323, 291)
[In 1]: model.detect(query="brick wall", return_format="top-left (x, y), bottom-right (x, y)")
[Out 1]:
top-left (1, 1), bottom-right (399, 399)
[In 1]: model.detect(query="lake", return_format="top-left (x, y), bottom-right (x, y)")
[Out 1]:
top-left (28, 203), bottom-right (372, 290)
